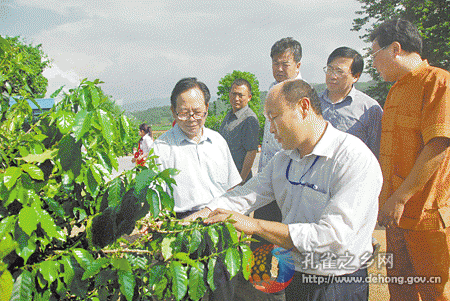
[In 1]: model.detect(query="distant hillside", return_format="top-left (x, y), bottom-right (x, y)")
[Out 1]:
top-left (120, 97), bottom-right (171, 112)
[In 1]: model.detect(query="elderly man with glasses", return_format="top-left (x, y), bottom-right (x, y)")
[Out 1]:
top-left (153, 77), bottom-right (241, 219)
top-left (152, 77), bottom-right (242, 301)
top-left (189, 79), bottom-right (382, 301)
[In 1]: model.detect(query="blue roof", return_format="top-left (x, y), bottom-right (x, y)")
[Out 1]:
top-left (9, 98), bottom-right (54, 110)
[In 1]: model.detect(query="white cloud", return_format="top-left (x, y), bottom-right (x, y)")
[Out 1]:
top-left (9, 0), bottom-right (371, 103)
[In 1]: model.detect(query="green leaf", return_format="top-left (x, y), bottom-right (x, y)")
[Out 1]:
top-left (89, 84), bottom-right (101, 108)
top-left (156, 186), bottom-right (174, 211)
top-left (44, 198), bottom-right (65, 219)
top-left (207, 257), bottom-right (217, 292)
top-left (224, 248), bottom-right (241, 279)
top-left (225, 223), bottom-right (239, 244)
top-left (14, 227), bottom-right (36, 264)
top-left (58, 135), bottom-right (76, 171)
top-left (161, 236), bottom-right (176, 260)
top-left (56, 110), bottom-right (75, 134)
top-left (19, 149), bottom-right (57, 163)
top-left (89, 164), bottom-right (102, 186)
top-left (170, 261), bottom-right (188, 301)
top-left (9, 270), bottom-right (32, 301)
top-left (81, 258), bottom-right (110, 280)
top-left (61, 256), bottom-right (75, 285)
top-left (50, 85), bottom-right (65, 98)
top-left (107, 177), bottom-right (124, 208)
top-left (134, 169), bottom-right (157, 196)
top-left (240, 244), bottom-right (254, 280)
top-left (39, 260), bottom-right (59, 283)
top-left (72, 110), bottom-right (92, 141)
top-left (85, 166), bottom-right (99, 196)
top-left (207, 226), bottom-right (220, 250)
top-left (78, 86), bottom-right (90, 110)
top-left (73, 248), bottom-right (94, 270)
top-left (96, 150), bottom-right (113, 173)
top-left (147, 189), bottom-right (160, 218)
top-left (118, 270), bottom-right (135, 301)
top-left (111, 257), bottom-right (131, 272)
top-left (0, 265), bottom-right (13, 301)
top-left (3, 167), bottom-right (22, 190)
top-left (0, 217), bottom-right (15, 241)
top-left (172, 252), bottom-right (198, 268)
top-left (18, 206), bottom-right (39, 236)
top-left (188, 264), bottom-right (207, 301)
top-left (189, 228), bottom-right (202, 254)
top-left (148, 264), bottom-right (166, 289)
top-left (36, 207), bottom-right (64, 240)
top-left (153, 275), bottom-right (168, 300)
top-left (21, 164), bottom-right (44, 181)
top-left (0, 234), bottom-right (18, 259)
top-left (97, 109), bottom-right (114, 146)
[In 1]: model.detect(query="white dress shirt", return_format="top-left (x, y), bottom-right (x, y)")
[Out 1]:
top-left (258, 72), bottom-right (303, 172)
top-left (208, 123), bottom-right (382, 276)
top-left (140, 134), bottom-right (154, 156)
top-left (153, 124), bottom-right (242, 212)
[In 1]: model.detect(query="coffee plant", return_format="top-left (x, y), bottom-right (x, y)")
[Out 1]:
top-left (0, 36), bottom-right (253, 301)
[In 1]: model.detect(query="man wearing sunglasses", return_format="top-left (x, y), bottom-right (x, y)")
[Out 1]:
top-left (371, 19), bottom-right (450, 300)
top-left (190, 79), bottom-right (382, 301)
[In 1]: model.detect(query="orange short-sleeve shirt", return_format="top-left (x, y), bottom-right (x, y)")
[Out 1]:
top-left (379, 60), bottom-right (450, 230)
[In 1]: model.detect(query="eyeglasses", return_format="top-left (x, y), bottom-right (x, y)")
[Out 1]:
top-left (370, 44), bottom-right (389, 59)
top-left (176, 111), bottom-right (207, 121)
top-left (322, 66), bottom-right (350, 77)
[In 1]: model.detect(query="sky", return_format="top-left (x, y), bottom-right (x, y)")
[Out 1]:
top-left (0, 0), bottom-right (372, 108)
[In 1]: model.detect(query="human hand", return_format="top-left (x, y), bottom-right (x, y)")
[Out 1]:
top-left (131, 157), bottom-right (136, 163)
top-left (205, 208), bottom-right (259, 235)
top-left (378, 195), bottom-right (405, 228)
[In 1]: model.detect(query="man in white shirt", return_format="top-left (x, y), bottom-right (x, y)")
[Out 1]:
top-left (191, 79), bottom-right (382, 301)
top-left (153, 77), bottom-right (241, 216)
top-left (259, 37), bottom-right (303, 171)
top-left (153, 77), bottom-right (242, 301)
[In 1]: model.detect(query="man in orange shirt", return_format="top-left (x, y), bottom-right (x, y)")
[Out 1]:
top-left (371, 19), bottom-right (450, 300)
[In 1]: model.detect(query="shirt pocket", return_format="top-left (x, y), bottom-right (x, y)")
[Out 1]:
top-left (300, 185), bottom-right (329, 222)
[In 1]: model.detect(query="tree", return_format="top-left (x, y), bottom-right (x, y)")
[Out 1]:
top-left (0, 36), bottom-right (252, 301)
top-left (206, 70), bottom-right (264, 143)
top-left (1, 36), bottom-right (50, 98)
top-left (352, 0), bottom-right (450, 105)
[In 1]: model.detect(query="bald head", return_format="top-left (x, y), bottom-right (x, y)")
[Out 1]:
top-left (276, 79), bottom-right (322, 116)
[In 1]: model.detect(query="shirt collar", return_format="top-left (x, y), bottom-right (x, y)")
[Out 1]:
top-left (270, 71), bottom-right (303, 89)
top-left (173, 124), bottom-right (212, 146)
top-left (233, 104), bottom-right (250, 119)
top-left (289, 121), bottom-right (336, 161)
top-left (322, 86), bottom-right (356, 105)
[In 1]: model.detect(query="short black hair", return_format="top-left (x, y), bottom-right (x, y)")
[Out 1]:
top-left (270, 37), bottom-right (302, 62)
top-left (139, 123), bottom-right (153, 139)
top-left (170, 77), bottom-right (211, 109)
top-left (281, 80), bottom-right (322, 116)
top-left (231, 78), bottom-right (252, 95)
top-left (327, 47), bottom-right (364, 77)
top-left (370, 18), bottom-right (422, 55)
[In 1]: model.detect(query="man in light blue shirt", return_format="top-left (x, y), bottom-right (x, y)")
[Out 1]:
top-left (319, 47), bottom-right (382, 157)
